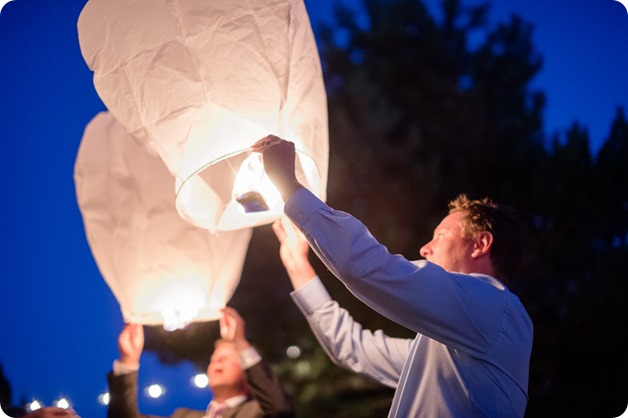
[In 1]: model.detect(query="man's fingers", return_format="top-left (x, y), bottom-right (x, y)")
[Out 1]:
top-left (281, 217), bottom-right (298, 243)
top-left (122, 323), bottom-right (140, 335)
top-left (219, 307), bottom-right (235, 340)
top-left (272, 220), bottom-right (287, 242)
top-left (251, 135), bottom-right (280, 152)
top-left (219, 314), bottom-right (229, 339)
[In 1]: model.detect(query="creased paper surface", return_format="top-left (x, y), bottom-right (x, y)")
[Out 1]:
top-left (74, 112), bottom-right (252, 325)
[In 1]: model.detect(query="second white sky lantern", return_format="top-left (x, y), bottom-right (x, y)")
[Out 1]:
top-left (77, 0), bottom-right (329, 232)
top-left (74, 112), bottom-right (253, 330)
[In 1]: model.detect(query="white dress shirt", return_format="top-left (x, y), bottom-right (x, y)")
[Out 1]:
top-left (285, 188), bottom-right (533, 417)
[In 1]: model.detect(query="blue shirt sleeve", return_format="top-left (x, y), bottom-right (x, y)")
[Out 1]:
top-left (291, 277), bottom-right (412, 387)
top-left (285, 188), bottom-right (514, 358)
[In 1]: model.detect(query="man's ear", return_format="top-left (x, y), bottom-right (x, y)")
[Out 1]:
top-left (471, 231), bottom-right (493, 258)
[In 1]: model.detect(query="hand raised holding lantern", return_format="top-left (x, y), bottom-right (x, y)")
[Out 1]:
top-left (219, 306), bottom-right (251, 352)
top-left (252, 135), bottom-right (303, 200)
top-left (117, 323), bottom-right (144, 369)
top-left (272, 217), bottom-right (316, 290)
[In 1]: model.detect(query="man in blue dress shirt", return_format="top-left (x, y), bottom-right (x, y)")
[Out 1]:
top-left (254, 136), bottom-right (533, 418)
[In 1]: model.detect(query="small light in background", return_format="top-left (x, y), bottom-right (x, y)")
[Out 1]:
top-left (26, 400), bottom-right (42, 411)
top-left (97, 392), bottom-right (110, 405)
top-left (192, 373), bottom-right (209, 389)
top-left (294, 360), bottom-right (312, 377)
top-left (286, 345), bottom-right (302, 359)
top-left (55, 398), bottom-right (70, 409)
top-left (145, 384), bottom-right (165, 399)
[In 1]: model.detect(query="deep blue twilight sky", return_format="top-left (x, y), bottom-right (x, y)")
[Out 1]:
top-left (0, 1), bottom-right (626, 417)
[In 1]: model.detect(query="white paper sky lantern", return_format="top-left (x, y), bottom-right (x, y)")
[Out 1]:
top-left (77, 0), bottom-right (329, 232)
top-left (74, 112), bottom-right (253, 329)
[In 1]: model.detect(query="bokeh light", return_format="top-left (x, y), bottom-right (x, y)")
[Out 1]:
top-left (55, 398), bottom-right (70, 409)
top-left (145, 384), bottom-right (165, 399)
top-left (26, 400), bottom-right (41, 411)
top-left (286, 345), bottom-right (302, 359)
top-left (192, 373), bottom-right (209, 389)
top-left (97, 392), bottom-right (110, 406)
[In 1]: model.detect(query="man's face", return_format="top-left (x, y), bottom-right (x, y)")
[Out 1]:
top-left (207, 342), bottom-right (245, 391)
top-left (419, 210), bottom-right (476, 273)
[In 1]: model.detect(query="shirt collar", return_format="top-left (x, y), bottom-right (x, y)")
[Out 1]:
top-left (209, 394), bottom-right (248, 409)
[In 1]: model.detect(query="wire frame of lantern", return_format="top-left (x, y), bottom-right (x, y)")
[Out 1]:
top-left (74, 112), bottom-right (253, 330)
top-left (77, 0), bottom-right (329, 232)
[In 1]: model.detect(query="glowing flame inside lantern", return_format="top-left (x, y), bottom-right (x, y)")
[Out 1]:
top-left (232, 153), bottom-right (281, 214)
top-left (175, 146), bottom-right (319, 231)
top-left (161, 309), bottom-right (199, 332)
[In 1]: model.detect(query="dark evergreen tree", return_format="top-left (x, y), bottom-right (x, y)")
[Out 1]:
top-left (596, 106), bottom-right (628, 248)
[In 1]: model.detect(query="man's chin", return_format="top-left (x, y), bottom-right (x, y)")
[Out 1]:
top-left (209, 379), bottom-right (228, 390)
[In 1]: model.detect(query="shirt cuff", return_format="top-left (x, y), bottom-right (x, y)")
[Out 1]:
top-left (284, 187), bottom-right (326, 227)
top-left (290, 276), bottom-right (332, 316)
top-left (112, 359), bottom-right (139, 376)
top-left (238, 346), bottom-right (262, 370)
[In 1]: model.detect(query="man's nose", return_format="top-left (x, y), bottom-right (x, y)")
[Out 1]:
top-left (419, 243), bottom-right (431, 258)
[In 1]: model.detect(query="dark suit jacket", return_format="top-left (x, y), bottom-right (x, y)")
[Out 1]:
top-left (107, 361), bottom-right (294, 418)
